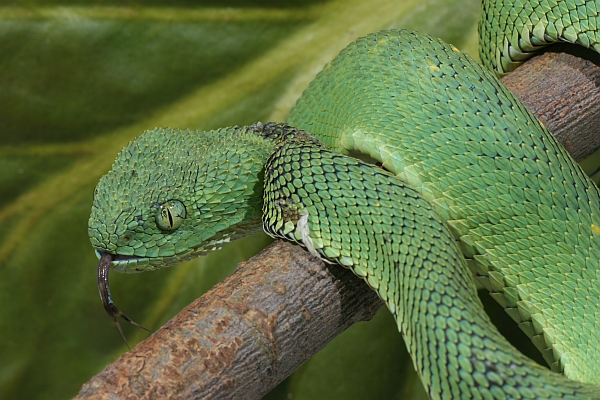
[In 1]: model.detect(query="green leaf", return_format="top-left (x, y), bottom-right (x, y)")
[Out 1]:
top-left (0, 0), bottom-right (486, 399)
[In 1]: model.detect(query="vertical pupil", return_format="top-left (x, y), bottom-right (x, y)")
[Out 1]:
top-left (156, 200), bottom-right (185, 231)
top-left (167, 207), bottom-right (174, 227)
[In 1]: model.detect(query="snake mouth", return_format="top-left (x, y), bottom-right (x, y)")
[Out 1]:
top-left (94, 249), bottom-right (159, 272)
top-left (97, 251), bottom-right (150, 347)
top-left (113, 253), bottom-right (141, 262)
top-left (95, 249), bottom-right (141, 262)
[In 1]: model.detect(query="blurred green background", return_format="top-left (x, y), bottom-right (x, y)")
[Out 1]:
top-left (2, 1), bottom-right (594, 399)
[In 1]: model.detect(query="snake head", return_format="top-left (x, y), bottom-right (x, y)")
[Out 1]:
top-left (89, 126), bottom-right (271, 272)
top-left (89, 126), bottom-right (272, 338)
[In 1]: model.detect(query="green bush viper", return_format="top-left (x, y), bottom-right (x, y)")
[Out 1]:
top-left (88, 0), bottom-right (600, 398)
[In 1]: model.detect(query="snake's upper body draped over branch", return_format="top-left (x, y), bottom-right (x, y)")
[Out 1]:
top-left (88, 0), bottom-right (600, 398)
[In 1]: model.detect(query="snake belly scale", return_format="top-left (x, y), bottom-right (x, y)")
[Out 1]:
top-left (89, 1), bottom-right (600, 398)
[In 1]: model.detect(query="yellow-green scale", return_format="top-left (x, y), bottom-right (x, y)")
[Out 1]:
top-left (288, 30), bottom-right (600, 388)
top-left (89, 25), bottom-right (600, 398)
top-left (263, 135), bottom-right (599, 398)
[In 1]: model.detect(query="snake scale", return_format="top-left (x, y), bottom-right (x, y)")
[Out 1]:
top-left (88, 0), bottom-right (600, 398)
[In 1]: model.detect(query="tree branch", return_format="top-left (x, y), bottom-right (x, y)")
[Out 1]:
top-left (501, 44), bottom-right (600, 161)
top-left (76, 241), bottom-right (383, 399)
top-left (75, 48), bottom-right (600, 400)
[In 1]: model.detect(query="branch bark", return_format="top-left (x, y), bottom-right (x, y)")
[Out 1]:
top-left (76, 48), bottom-right (600, 400)
top-left (502, 44), bottom-right (600, 161)
top-left (76, 241), bottom-right (383, 399)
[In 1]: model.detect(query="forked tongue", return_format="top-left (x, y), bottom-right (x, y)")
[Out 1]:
top-left (98, 252), bottom-right (150, 349)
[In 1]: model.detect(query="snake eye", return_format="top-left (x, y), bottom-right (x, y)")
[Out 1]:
top-left (156, 200), bottom-right (186, 231)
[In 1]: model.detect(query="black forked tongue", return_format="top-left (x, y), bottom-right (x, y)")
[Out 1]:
top-left (97, 252), bottom-right (151, 349)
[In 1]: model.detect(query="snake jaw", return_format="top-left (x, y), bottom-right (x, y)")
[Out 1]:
top-left (97, 252), bottom-right (150, 348)
top-left (92, 233), bottom-right (236, 272)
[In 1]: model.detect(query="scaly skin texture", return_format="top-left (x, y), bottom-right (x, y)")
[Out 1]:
top-left (89, 125), bottom-right (278, 272)
top-left (287, 29), bottom-right (600, 386)
top-left (479, 0), bottom-right (600, 75)
top-left (89, 5), bottom-right (600, 400)
top-left (263, 124), bottom-right (600, 398)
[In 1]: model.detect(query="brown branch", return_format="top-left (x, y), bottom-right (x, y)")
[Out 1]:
top-left (76, 241), bottom-right (382, 399)
top-left (501, 44), bottom-right (600, 161)
top-left (75, 47), bottom-right (600, 400)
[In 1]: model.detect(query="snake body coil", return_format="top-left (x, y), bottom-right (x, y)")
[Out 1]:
top-left (89, 1), bottom-right (600, 398)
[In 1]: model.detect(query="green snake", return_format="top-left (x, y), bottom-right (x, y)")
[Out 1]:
top-left (89, 0), bottom-right (600, 398)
